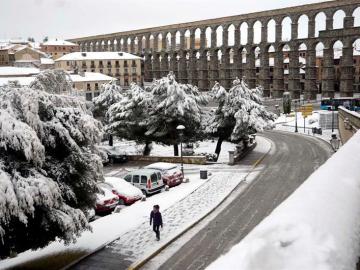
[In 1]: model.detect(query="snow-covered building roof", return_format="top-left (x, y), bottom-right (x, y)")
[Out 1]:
top-left (40, 58), bottom-right (55, 65)
top-left (0, 72), bottom-right (115, 87)
top-left (0, 67), bottom-right (40, 77)
top-left (55, 51), bottom-right (142, 61)
top-left (0, 76), bottom-right (36, 86)
top-left (70, 72), bottom-right (116, 83)
top-left (42, 39), bottom-right (77, 46)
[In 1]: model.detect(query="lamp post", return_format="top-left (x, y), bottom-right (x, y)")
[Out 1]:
top-left (331, 98), bottom-right (335, 132)
top-left (176, 125), bottom-right (185, 177)
top-left (294, 100), bottom-right (298, 133)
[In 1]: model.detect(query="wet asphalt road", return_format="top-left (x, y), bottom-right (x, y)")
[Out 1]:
top-left (154, 131), bottom-right (332, 270)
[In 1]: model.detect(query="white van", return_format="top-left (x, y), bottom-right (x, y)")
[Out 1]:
top-left (123, 169), bottom-right (165, 196)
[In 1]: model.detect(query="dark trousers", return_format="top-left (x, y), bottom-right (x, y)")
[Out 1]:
top-left (153, 224), bottom-right (160, 239)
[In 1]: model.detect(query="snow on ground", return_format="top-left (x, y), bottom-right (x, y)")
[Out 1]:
top-left (275, 111), bottom-right (339, 143)
top-left (109, 140), bottom-right (238, 163)
top-left (207, 131), bottom-right (360, 270)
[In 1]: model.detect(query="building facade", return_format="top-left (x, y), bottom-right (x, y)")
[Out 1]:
top-left (40, 39), bottom-right (79, 60)
top-left (55, 51), bottom-right (143, 88)
top-left (69, 0), bottom-right (360, 99)
top-left (0, 44), bottom-right (47, 67)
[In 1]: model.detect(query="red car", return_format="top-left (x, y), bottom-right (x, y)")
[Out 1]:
top-left (104, 177), bottom-right (144, 205)
top-left (95, 183), bottom-right (119, 213)
top-left (145, 162), bottom-right (183, 187)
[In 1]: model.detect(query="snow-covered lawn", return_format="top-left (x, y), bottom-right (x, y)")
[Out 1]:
top-left (107, 139), bottom-right (239, 163)
top-left (207, 131), bottom-right (360, 270)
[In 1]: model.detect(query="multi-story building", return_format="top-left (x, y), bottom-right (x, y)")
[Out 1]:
top-left (55, 51), bottom-right (143, 88)
top-left (40, 39), bottom-right (79, 60)
top-left (0, 44), bottom-right (47, 67)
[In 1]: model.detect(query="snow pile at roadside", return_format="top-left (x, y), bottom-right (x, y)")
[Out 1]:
top-left (207, 131), bottom-right (360, 270)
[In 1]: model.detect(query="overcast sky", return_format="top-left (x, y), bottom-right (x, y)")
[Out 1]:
top-left (1, 0), bottom-right (328, 41)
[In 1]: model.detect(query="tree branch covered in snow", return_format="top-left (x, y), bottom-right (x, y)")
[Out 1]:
top-left (0, 70), bottom-right (103, 258)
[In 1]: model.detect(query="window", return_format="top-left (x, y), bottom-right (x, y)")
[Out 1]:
top-left (151, 173), bottom-right (158, 183)
top-left (94, 92), bottom-right (100, 97)
top-left (124, 67), bottom-right (128, 73)
top-left (132, 67), bottom-right (136, 73)
top-left (133, 175), bottom-right (140, 183)
top-left (157, 172), bottom-right (161, 180)
top-left (87, 83), bottom-right (91, 91)
top-left (95, 83), bottom-right (99, 90)
top-left (85, 92), bottom-right (92, 101)
top-left (124, 175), bottom-right (132, 182)
top-left (132, 77), bottom-right (137, 83)
top-left (100, 69), bottom-right (103, 73)
top-left (141, 176), bottom-right (147, 184)
top-left (115, 60), bottom-right (119, 67)
top-left (66, 61), bottom-right (70, 66)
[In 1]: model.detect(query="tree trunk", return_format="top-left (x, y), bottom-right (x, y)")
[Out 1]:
top-left (173, 144), bottom-right (179, 156)
top-left (214, 137), bottom-right (224, 162)
top-left (143, 141), bottom-right (152, 156)
top-left (108, 134), bottom-right (113, 146)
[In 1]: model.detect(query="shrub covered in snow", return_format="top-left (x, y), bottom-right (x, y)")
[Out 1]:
top-left (29, 69), bottom-right (73, 95)
top-left (0, 71), bottom-right (103, 258)
top-left (207, 78), bottom-right (275, 159)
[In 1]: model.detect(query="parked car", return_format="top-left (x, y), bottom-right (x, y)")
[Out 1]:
top-left (97, 145), bottom-right (128, 164)
top-left (123, 169), bottom-right (165, 196)
top-left (95, 183), bottom-right (119, 214)
top-left (145, 162), bottom-right (183, 187)
top-left (104, 177), bottom-right (143, 205)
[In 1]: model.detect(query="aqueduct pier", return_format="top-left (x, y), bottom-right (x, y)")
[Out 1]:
top-left (69, 0), bottom-right (360, 98)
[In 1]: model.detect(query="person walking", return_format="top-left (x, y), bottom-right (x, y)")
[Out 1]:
top-left (150, 205), bottom-right (163, 240)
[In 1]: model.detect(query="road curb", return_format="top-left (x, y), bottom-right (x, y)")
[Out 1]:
top-left (127, 137), bottom-right (272, 270)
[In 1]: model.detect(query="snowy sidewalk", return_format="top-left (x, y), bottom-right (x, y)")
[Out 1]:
top-left (104, 172), bottom-right (252, 264)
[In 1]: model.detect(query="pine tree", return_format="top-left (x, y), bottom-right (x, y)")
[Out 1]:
top-left (106, 83), bottom-right (152, 155)
top-left (0, 71), bottom-right (103, 258)
top-left (208, 78), bottom-right (275, 160)
top-left (145, 72), bottom-right (208, 156)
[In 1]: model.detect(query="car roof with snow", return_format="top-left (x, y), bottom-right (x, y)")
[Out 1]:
top-left (126, 168), bottom-right (161, 175)
top-left (145, 162), bottom-right (178, 170)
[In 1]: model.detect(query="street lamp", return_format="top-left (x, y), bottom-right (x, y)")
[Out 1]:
top-left (176, 125), bottom-right (185, 177)
top-left (294, 100), bottom-right (298, 133)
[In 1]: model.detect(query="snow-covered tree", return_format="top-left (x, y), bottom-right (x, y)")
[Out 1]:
top-left (106, 83), bottom-right (153, 155)
top-left (0, 71), bottom-right (103, 258)
top-left (146, 72), bottom-right (208, 156)
top-left (92, 80), bottom-right (123, 119)
top-left (208, 78), bottom-right (275, 159)
top-left (92, 80), bottom-right (123, 146)
top-left (30, 69), bottom-right (73, 95)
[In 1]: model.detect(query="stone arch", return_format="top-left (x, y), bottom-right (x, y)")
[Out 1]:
top-left (253, 20), bottom-right (262, 44)
top-left (240, 22), bottom-right (248, 45)
top-left (205, 27), bottom-right (212, 48)
top-left (353, 7), bottom-right (360, 27)
top-left (282, 17), bottom-right (292, 42)
top-left (141, 36), bottom-right (147, 51)
top-left (184, 29), bottom-right (191, 50)
top-left (157, 33), bottom-right (163, 52)
top-left (194, 28), bottom-right (201, 50)
top-left (333, 9), bottom-right (346, 29)
top-left (315, 12), bottom-right (326, 37)
top-left (267, 19), bottom-right (276, 43)
top-left (175, 31), bottom-right (181, 50)
top-left (298, 14), bottom-right (309, 39)
top-left (165, 32), bottom-right (172, 51)
top-left (228, 24), bottom-right (235, 46)
top-left (149, 35), bottom-right (155, 50)
top-left (216, 25), bottom-right (223, 47)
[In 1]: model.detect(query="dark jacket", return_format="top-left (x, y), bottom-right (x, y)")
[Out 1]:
top-left (150, 211), bottom-right (163, 226)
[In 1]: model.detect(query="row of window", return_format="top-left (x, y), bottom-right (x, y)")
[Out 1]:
top-left (66, 60), bottom-right (138, 68)
top-left (81, 67), bottom-right (138, 74)
top-left (43, 46), bottom-right (76, 51)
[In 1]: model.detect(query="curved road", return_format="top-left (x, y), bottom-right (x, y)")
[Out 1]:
top-left (152, 131), bottom-right (332, 270)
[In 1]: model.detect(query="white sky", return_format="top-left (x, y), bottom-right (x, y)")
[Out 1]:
top-left (0, 0), bottom-right (329, 41)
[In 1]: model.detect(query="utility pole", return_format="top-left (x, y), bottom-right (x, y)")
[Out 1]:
top-left (295, 100), bottom-right (298, 133)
